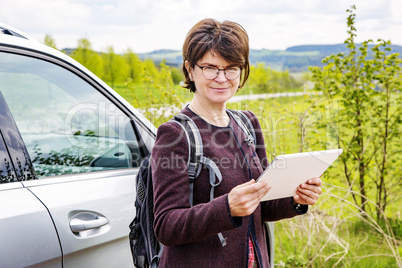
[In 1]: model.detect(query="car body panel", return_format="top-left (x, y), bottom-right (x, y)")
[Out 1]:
top-left (0, 22), bottom-right (35, 40)
top-left (24, 170), bottom-right (137, 267)
top-left (0, 23), bottom-right (156, 267)
top-left (0, 184), bottom-right (62, 267)
top-left (0, 71), bottom-right (61, 267)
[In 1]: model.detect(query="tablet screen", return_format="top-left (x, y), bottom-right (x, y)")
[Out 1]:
top-left (258, 149), bottom-right (343, 201)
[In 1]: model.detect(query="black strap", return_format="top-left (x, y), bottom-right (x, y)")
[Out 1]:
top-left (227, 110), bottom-right (257, 147)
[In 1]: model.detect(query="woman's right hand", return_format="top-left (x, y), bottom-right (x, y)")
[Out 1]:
top-left (228, 179), bottom-right (271, 217)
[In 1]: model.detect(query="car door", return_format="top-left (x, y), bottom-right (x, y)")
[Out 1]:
top-left (0, 92), bottom-right (62, 268)
top-left (0, 46), bottom-right (154, 267)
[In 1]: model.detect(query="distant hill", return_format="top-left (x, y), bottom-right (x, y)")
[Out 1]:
top-left (137, 44), bottom-right (402, 72)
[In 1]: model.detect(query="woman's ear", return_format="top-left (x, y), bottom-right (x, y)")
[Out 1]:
top-left (185, 60), bottom-right (193, 81)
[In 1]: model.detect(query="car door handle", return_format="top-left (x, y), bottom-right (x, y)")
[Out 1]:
top-left (70, 213), bottom-right (109, 233)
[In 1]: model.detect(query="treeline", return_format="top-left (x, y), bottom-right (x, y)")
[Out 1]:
top-left (247, 63), bottom-right (304, 93)
top-left (44, 35), bottom-right (183, 88)
top-left (70, 38), bottom-right (183, 88)
top-left (44, 35), bottom-right (306, 93)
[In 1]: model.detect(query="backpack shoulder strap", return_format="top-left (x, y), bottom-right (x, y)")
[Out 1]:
top-left (227, 109), bottom-right (257, 147)
top-left (172, 113), bottom-right (223, 200)
top-left (172, 113), bottom-right (226, 247)
top-left (171, 113), bottom-right (203, 206)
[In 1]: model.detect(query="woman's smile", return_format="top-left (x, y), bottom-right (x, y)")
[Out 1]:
top-left (188, 50), bottom-right (240, 106)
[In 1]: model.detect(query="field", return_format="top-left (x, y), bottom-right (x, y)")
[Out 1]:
top-left (114, 83), bottom-right (401, 267)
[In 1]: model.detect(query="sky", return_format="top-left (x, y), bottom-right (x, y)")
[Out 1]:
top-left (2, 0), bottom-right (402, 54)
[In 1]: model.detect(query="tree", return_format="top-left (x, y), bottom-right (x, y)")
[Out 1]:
top-left (158, 60), bottom-right (180, 106)
top-left (142, 59), bottom-right (160, 83)
top-left (44, 34), bottom-right (57, 49)
top-left (369, 42), bottom-right (402, 219)
top-left (124, 48), bottom-right (143, 84)
top-left (170, 67), bottom-right (184, 85)
top-left (247, 63), bottom-right (302, 93)
top-left (71, 38), bottom-right (104, 78)
top-left (102, 46), bottom-right (127, 88)
top-left (248, 63), bottom-right (272, 92)
top-left (309, 5), bottom-right (402, 218)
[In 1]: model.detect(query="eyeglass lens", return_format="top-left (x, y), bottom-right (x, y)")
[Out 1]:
top-left (197, 65), bottom-right (241, 80)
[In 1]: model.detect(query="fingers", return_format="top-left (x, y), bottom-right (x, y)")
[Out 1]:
top-left (306, 177), bottom-right (322, 187)
top-left (233, 179), bottom-right (270, 196)
top-left (300, 177), bottom-right (322, 195)
top-left (294, 188), bottom-right (320, 205)
top-left (235, 179), bottom-right (257, 190)
top-left (228, 180), bottom-right (271, 217)
top-left (247, 180), bottom-right (270, 196)
top-left (294, 177), bottom-right (322, 205)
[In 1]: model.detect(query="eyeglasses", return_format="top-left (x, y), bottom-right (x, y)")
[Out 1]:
top-left (195, 64), bottom-right (241, 80)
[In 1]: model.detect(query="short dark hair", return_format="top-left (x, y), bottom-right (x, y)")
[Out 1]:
top-left (182, 18), bottom-right (250, 93)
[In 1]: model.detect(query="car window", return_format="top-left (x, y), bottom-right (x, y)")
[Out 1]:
top-left (0, 51), bottom-right (142, 178)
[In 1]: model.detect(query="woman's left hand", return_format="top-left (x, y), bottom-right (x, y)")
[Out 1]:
top-left (293, 177), bottom-right (322, 206)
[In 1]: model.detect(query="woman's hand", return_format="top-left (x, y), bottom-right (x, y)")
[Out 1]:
top-left (228, 180), bottom-right (271, 217)
top-left (293, 177), bottom-right (322, 205)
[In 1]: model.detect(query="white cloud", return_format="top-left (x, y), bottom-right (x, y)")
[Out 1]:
top-left (2, 0), bottom-right (91, 32)
top-left (1, 0), bottom-right (401, 53)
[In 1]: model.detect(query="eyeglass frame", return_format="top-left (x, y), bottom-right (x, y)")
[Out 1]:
top-left (194, 64), bottom-right (242, 80)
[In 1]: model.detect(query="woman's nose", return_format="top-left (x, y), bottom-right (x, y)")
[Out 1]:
top-left (214, 69), bottom-right (228, 82)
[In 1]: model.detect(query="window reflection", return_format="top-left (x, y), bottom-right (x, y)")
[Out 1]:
top-left (0, 52), bottom-right (141, 177)
top-left (0, 135), bottom-right (16, 183)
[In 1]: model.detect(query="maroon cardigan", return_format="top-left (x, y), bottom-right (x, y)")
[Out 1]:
top-left (152, 107), bottom-right (305, 268)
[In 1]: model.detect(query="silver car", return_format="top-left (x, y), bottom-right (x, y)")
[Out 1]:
top-left (0, 23), bottom-right (275, 268)
top-left (0, 23), bottom-right (156, 267)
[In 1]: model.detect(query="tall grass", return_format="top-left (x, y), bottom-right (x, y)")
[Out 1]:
top-left (230, 97), bottom-right (402, 267)
top-left (115, 83), bottom-right (401, 267)
top-left (275, 183), bottom-right (401, 267)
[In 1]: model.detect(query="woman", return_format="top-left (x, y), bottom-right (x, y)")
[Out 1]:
top-left (151, 18), bottom-right (322, 268)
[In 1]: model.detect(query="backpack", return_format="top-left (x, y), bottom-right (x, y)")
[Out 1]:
top-left (129, 110), bottom-right (256, 268)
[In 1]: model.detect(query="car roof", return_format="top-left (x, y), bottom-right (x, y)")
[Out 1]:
top-left (0, 22), bottom-right (157, 136)
top-left (0, 22), bottom-right (34, 40)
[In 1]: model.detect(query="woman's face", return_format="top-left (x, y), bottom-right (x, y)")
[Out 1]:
top-left (186, 50), bottom-right (240, 105)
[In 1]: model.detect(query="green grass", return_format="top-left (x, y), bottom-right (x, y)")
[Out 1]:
top-left (237, 86), bottom-right (305, 95)
top-left (114, 82), bottom-right (192, 108)
top-left (275, 210), bottom-right (401, 267)
top-left (113, 83), bottom-right (401, 267)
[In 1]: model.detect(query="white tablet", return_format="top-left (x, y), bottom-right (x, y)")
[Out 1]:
top-left (258, 149), bottom-right (343, 201)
